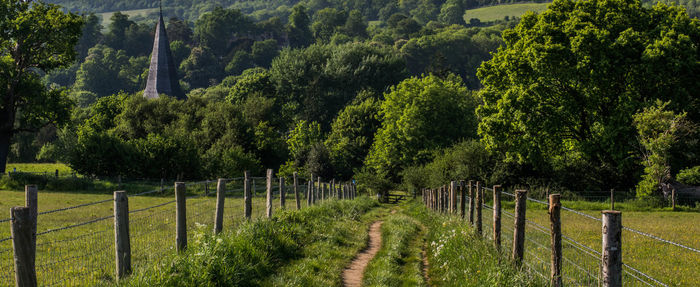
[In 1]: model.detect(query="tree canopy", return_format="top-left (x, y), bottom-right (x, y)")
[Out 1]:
top-left (365, 74), bottom-right (479, 180)
top-left (477, 0), bottom-right (700, 188)
top-left (0, 0), bottom-right (83, 173)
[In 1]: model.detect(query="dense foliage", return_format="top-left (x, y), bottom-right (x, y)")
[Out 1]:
top-left (476, 0), bottom-right (700, 189)
top-left (5, 0), bottom-right (699, 200)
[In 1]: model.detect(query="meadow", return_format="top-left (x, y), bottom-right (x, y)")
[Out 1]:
top-left (5, 163), bottom-right (74, 175)
top-left (463, 2), bottom-right (551, 22)
top-left (97, 8), bottom-right (159, 29)
top-left (483, 193), bottom-right (700, 286)
top-left (0, 177), bottom-right (309, 286)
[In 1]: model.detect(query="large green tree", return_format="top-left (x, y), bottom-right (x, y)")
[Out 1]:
top-left (365, 74), bottom-right (479, 180)
top-left (0, 0), bottom-right (83, 173)
top-left (477, 0), bottom-right (700, 188)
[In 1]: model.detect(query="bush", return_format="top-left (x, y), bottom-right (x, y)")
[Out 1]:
top-left (677, 166), bottom-right (700, 185)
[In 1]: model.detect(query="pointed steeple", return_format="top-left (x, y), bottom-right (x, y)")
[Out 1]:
top-left (143, 6), bottom-right (185, 100)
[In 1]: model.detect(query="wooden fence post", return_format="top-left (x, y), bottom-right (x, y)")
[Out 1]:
top-left (11, 206), bottom-right (37, 287)
top-left (114, 191), bottom-right (131, 279)
top-left (321, 181), bottom-right (325, 201)
top-left (549, 194), bottom-right (562, 287)
top-left (309, 174), bottom-right (314, 205)
top-left (280, 177), bottom-right (286, 209)
top-left (460, 181), bottom-right (466, 219)
top-left (205, 180), bottom-right (209, 196)
top-left (602, 210), bottom-right (622, 287)
top-left (493, 185), bottom-right (502, 250)
top-left (244, 171), bottom-right (251, 219)
top-left (25, 185), bottom-right (37, 267)
top-left (307, 180), bottom-right (312, 206)
top-left (610, 189), bottom-right (615, 210)
top-left (293, 172), bottom-right (300, 210)
top-left (512, 189), bottom-right (527, 265)
top-left (450, 181), bottom-right (457, 214)
top-left (266, 169), bottom-right (273, 218)
top-left (468, 180), bottom-right (475, 225)
top-left (672, 188), bottom-right (676, 210)
top-left (476, 181), bottom-right (482, 236)
top-left (175, 182), bottom-right (187, 252)
top-left (316, 177), bottom-right (321, 203)
top-left (214, 179), bottom-right (225, 234)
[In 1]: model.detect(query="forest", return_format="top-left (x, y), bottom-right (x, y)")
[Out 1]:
top-left (3, 0), bottom-right (700, 200)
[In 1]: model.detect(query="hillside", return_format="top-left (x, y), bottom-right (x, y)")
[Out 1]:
top-left (463, 2), bottom-right (551, 22)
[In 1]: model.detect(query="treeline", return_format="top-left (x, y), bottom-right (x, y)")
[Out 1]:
top-left (10, 1), bottom-right (507, 178)
top-left (9, 0), bottom-right (700, 201)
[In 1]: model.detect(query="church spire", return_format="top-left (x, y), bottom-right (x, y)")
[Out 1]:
top-left (143, 4), bottom-right (185, 100)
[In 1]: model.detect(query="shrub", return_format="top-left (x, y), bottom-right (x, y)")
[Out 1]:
top-left (677, 166), bottom-right (700, 186)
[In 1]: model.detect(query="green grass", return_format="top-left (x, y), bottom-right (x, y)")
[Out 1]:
top-left (97, 8), bottom-right (159, 30)
top-left (0, 178), bottom-right (315, 286)
top-left (363, 209), bottom-right (426, 286)
top-left (492, 203), bottom-right (700, 286)
top-left (406, 200), bottom-right (545, 286)
top-left (463, 2), bottom-right (551, 22)
top-left (260, 200), bottom-right (389, 286)
top-left (5, 163), bottom-right (73, 174)
top-left (123, 197), bottom-right (381, 286)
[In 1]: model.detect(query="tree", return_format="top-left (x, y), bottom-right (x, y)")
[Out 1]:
top-left (633, 101), bottom-right (687, 198)
top-left (251, 39), bottom-right (279, 68)
top-left (75, 13), bottom-right (102, 60)
top-left (0, 0), bottom-right (83, 173)
top-left (180, 46), bottom-right (222, 88)
top-left (477, 0), bottom-right (700, 188)
top-left (167, 17), bottom-right (193, 44)
top-left (194, 7), bottom-right (253, 57)
top-left (103, 12), bottom-right (134, 51)
top-left (438, 1), bottom-right (465, 25)
top-left (311, 8), bottom-right (347, 42)
top-left (73, 45), bottom-right (131, 98)
top-left (325, 95), bottom-right (381, 179)
top-left (287, 4), bottom-right (313, 47)
top-left (365, 74), bottom-right (479, 180)
top-left (343, 10), bottom-right (368, 38)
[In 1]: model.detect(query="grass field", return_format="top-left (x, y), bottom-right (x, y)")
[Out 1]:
top-left (481, 197), bottom-right (700, 286)
top-left (463, 2), bottom-right (551, 22)
top-left (97, 8), bottom-right (159, 30)
top-left (0, 178), bottom-right (310, 286)
top-left (5, 163), bottom-right (74, 174)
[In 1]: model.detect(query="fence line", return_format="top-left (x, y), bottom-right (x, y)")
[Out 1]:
top-left (422, 180), bottom-right (691, 287)
top-left (1, 171), bottom-right (357, 286)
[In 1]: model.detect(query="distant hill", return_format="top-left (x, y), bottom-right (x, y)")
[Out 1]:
top-left (463, 2), bottom-right (550, 23)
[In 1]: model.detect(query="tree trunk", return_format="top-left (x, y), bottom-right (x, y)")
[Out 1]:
top-left (0, 129), bottom-right (12, 174)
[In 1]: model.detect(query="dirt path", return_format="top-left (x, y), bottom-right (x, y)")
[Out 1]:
top-left (422, 241), bottom-right (431, 286)
top-left (343, 221), bottom-right (384, 287)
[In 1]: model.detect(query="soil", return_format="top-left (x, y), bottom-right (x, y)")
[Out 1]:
top-left (342, 221), bottom-right (384, 287)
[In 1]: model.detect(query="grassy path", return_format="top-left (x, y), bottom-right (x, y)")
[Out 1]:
top-left (362, 207), bottom-right (427, 286)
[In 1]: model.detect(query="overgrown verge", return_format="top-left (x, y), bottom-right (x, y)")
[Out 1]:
top-left (362, 210), bottom-right (425, 286)
top-left (122, 197), bottom-right (380, 286)
top-left (260, 201), bottom-right (390, 286)
top-left (404, 200), bottom-right (546, 287)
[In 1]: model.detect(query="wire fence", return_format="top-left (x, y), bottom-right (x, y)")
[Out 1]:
top-left (0, 173), bottom-right (346, 286)
top-left (422, 182), bottom-right (700, 286)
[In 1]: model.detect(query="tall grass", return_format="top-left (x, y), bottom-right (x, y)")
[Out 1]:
top-left (363, 212), bottom-right (425, 286)
top-left (261, 201), bottom-right (390, 286)
top-left (404, 201), bottom-right (546, 287)
top-left (123, 197), bottom-right (380, 286)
